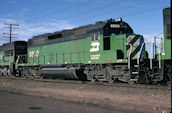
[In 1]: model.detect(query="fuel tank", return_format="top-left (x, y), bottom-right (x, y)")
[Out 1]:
top-left (41, 67), bottom-right (78, 79)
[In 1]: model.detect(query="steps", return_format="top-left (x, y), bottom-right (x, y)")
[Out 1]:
top-left (152, 61), bottom-right (163, 82)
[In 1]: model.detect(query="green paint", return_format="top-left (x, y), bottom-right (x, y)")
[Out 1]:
top-left (20, 34), bottom-right (135, 66)
top-left (157, 37), bottom-right (171, 60)
top-left (0, 51), bottom-right (14, 66)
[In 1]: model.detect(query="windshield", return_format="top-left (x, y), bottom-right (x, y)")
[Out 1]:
top-left (103, 21), bottom-right (133, 36)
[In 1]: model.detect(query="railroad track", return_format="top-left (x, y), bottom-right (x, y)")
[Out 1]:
top-left (0, 76), bottom-right (170, 91)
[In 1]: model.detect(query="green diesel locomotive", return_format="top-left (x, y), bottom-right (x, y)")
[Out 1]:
top-left (0, 7), bottom-right (171, 84)
top-left (154, 7), bottom-right (171, 83)
top-left (0, 18), bottom-right (150, 83)
top-left (0, 41), bottom-right (27, 76)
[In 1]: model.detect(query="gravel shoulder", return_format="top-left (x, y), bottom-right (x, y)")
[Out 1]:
top-left (0, 77), bottom-right (171, 113)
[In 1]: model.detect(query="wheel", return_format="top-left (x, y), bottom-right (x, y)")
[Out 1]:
top-left (91, 79), bottom-right (97, 82)
top-left (108, 80), bottom-right (114, 83)
top-left (0, 68), bottom-right (2, 76)
top-left (7, 69), bottom-right (12, 77)
top-left (2, 67), bottom-right (8, 76)
top-left (106, 73), bottom-right (114, 83)
top-left (90, 75), bottom-right (97, 82)
top-left (38, 74), bottom-right (43, 80)
top-left (128, 80), bottom-right (135, 84)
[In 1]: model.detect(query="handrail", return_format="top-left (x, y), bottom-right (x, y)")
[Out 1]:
top-left (128, 44), bottom-right (132, 69)
top-left (158, 38), bottom-right (162, 69)
top-left (137, 43), bottom-right (145, 65)
top-left (15, 56), bottom-right (20, 70)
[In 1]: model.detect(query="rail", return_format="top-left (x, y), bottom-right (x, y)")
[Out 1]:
top-left (0, 76), bottom-right (170, 90)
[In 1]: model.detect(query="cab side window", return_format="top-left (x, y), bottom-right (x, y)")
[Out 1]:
top-left (91, 33), bottom-right (100, 41)
top-left (103, 37), bottom-right (110, 50)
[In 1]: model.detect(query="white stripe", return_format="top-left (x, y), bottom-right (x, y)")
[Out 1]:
top-left (132, 37), bottom-right (140, 47)
top-left (133, 43), bottom-right (145, 59)
top-left (126, 35), bottom-right (135, 45)
top-left (133, 52), bottom-right (140, 59)
top-left (127, 37), bottom-right (141, 58)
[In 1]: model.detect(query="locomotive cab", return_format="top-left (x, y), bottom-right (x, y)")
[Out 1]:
top-left (102, 18), bottom-right (135, 58)
top-left (103, 18), bottom-right (133, 36)
top-left (14, 41), bottom-right (28, 63)
top-left (102, 19), bottom-right (139, 59)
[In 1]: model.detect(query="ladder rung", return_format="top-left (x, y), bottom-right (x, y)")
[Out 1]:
top-left (154, 73), bottom-right (162, 75)
top-left (134, 65), bottom-right (139, 67)
top-left (132, 72), bottom-right (138, 74)
top-left (97, 79), bottom-right (107, 81)
top-left (130, 79), bottom-right (138, 81)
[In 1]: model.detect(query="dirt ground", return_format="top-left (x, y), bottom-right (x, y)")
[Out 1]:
top-left (0, 77), bottom-right (171, 113)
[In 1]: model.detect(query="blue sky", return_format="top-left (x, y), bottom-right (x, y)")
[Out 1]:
top-left (0, 0), bottom-right (170, 46)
